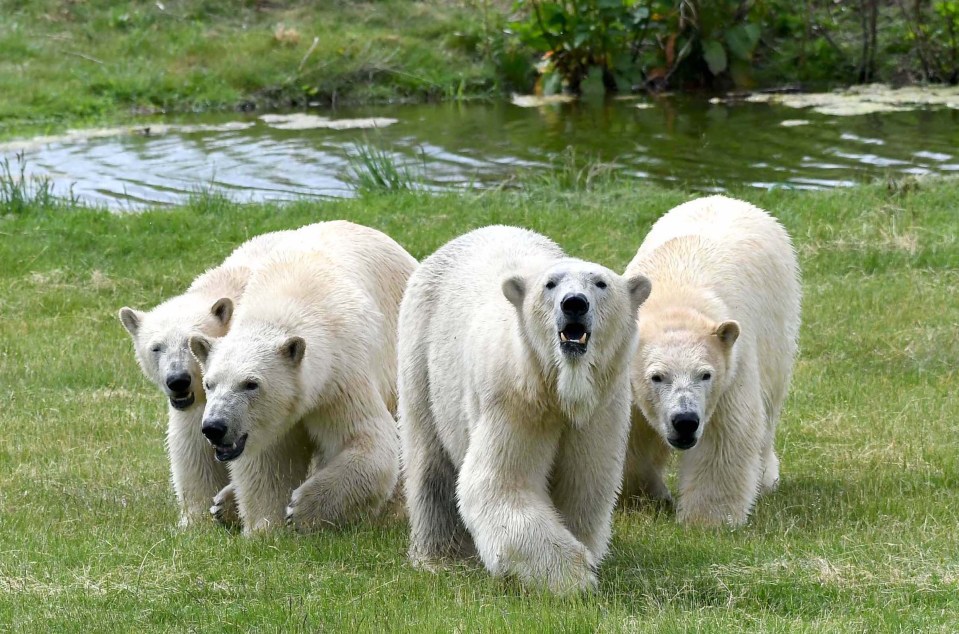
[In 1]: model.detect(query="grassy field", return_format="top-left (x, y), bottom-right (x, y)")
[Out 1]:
top-left (0, 0), bottom-right (503, 139)
top-left (0, 178), bottom-right (957, 631)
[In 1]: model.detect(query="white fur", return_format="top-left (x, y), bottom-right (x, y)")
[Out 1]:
top-left (191, 222), bottom-right (416, 535)
top-left (118, 232), bottom-right (287, 527)
top-left (623, 195), bottom-right (801, 526)
top-left (399, 226), bottom-right (650, 593)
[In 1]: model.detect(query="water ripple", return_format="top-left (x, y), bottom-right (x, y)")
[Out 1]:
top-left (4, 99), bottom-right (959, 209)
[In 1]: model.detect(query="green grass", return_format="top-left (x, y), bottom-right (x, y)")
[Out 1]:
top-left (0, 179), bottom-right (957, 631)
top-left (0, 0), bottom-right (502, 139)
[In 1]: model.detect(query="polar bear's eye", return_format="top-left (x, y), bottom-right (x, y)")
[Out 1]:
top-left (150, 344), bottom-right (162, 353)
top-left (545, 281), bottom-right (556, 290)
top-left (595, 281), bottom-right (607, 289)
top-left (243, 380), bottom-right (259, 391)
top-left (204, 381), bottom-right (213, 391)
top-left (701, 372), bottom-right (712, 381)
top-left (650, 374), bottom-right (663, 383)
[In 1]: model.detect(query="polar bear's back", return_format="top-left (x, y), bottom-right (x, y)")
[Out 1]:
top-left (220, 230), bottom-right (294, 269)
top-left (224, 221), bottom-right (416, 316)
top-left (244, 221), bottom-right (415, 412)
top-left (188, 226), bottom-right (298, 298)
top-left (300, 222), bottom-right (416, 413)
top-left (412, 225), bottom-right (562, 308)
top-left (637, 195), bottom-right (790, 259)
top-left (629, 196), bottom-right (799, 324)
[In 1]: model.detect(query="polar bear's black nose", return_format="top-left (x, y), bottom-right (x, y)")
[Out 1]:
top-left (166, 372), bottom-right (192, 394)
top-left (671, 412), bottom-right (700, 436)
top-left (202, 419), bottom-right (228, 444)
top-left (561, 293), bottom-right (589, 317)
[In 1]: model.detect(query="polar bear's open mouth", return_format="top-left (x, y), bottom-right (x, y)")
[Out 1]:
top-left (213, 433), bottom-right (248, 462)
top-left (169, 393), bottom-right (195, 410)
top-left (559, 322), bottom-right (590, 356)
top-left (668, 436), bottom-right (698, 450)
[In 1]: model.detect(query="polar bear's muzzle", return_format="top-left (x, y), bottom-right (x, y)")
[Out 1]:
top-left (558, 293), bottom-right (591, 356)
top-left (169, 393), bottom-right (195, 410)
top-left (201, 418), bottom-right (249, 461)
top-left (164, 371), bottom-right (196, 410)
top-left (212, 433), bottom-right (248, 462)
top-left (558, 322), bottom-right (591, 356)
top-left (667, 411), bottom-right (700, 450)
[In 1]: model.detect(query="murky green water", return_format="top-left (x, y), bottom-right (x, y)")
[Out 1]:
top-left (5, 96), bottom-right (959, 208)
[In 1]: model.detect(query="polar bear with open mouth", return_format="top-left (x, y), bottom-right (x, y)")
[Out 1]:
top-left (399, 225), bottom-right (650, 593)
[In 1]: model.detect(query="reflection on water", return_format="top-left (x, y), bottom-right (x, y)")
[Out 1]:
top-left (4, 97), bottom-right (959, 209)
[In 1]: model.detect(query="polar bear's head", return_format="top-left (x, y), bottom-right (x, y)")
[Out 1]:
top-left (631, 309), bottom-right (740, 450)
top-left (119, 296), bottom-right (234, 410)
top-left (503, 259), bottom-right (650, 420)
top-left (189, 324), bottom-right (315, 462)
top-left (503, 258), bottom-right (651, 363)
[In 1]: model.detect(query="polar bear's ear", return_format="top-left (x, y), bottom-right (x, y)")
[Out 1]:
top-left (502, 275), bottom-right (526, 309)
top-left (118, 307), bottom-right (143, 337)
top-left (626, 274), bottom-right (652, 312)
top-left (713, 320), bottom-right (741, 349)
top-left (210, 297), bottom-right (234, 327)
top-left (189, 335), bottom-right (213, 368)
top-left (280, 336), bottom-right (306, 367)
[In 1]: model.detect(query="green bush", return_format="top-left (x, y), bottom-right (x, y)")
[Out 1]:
top-left (511, 0), bottom-right (765, 94)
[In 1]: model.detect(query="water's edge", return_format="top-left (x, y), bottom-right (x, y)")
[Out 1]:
top-left (4, 96), bottom-right (958, 209)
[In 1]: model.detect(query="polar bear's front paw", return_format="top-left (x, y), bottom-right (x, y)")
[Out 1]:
top-left (178, 512), bottom-right (205, 529)
top-left (509, 543), bottom-right (598, 595)
top-left (285, 484), bottom-right (336, 533)
top-left (285, 503), bottom-right (335, 533)
top-left (210, 484), bottom-right (241, 529)
top-left (676, 500), bottom-right (749, 527)
top-left (539, 552), bottom-right (598, 595)
top-left (760, 452), bottom-right (781, 493)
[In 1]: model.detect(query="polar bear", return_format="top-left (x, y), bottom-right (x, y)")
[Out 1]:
top-left (118, 230), bottom-right (292, 527)
top-left (189, 222), bottom-right (417, 535)
top-left (622, 195), bottom-right (801, 526)
top-left (399, 226), bottom-right (651, 593)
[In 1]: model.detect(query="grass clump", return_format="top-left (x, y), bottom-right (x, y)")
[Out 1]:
top-left (0, 151), bottom-right (72, 213)
top-left (346, 142), bottom-right (422, 195)
top-left (0, 179), bottom-right (957, 630)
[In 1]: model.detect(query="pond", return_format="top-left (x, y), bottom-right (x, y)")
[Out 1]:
top-left (3, 94), bottom-right (959, 209)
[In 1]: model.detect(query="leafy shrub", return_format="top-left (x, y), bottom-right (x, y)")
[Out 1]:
top-left (511, 0), bottom-right (765, 93)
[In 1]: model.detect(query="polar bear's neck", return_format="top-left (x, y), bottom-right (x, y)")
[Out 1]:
top-left (555, 360), bottom-right (599, 427)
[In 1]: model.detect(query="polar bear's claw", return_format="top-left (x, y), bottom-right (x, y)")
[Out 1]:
top-left (210, 483), bottom-right (241, 528)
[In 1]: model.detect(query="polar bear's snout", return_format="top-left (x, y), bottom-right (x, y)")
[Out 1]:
top-left (557, 293), bottom-right (592, 356)
top-left (668, 411), bottom-right (700, 449)
top-left (560, 293), bottom-right (589, 317)
top-left (201, 418), bottom-right (227, 444)
top-left (201, 416), bottom-right (249, 462)
top-left (165, 370), bottom-right (195, 409)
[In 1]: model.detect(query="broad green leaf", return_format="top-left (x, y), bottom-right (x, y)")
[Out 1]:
top-left (725, 23), bottom-right (761, 61)
top-left (573, 23), bottom-right (592, 48)
top-left (702, 39), bottom-right (727, 75)
top-left (540, 2), bottom-right (566, 29)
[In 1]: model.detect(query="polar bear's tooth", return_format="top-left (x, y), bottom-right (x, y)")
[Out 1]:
top-left (577, 334), bottom-right (587, 344)
top-left (560, 332), bottom-right (569, 342)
